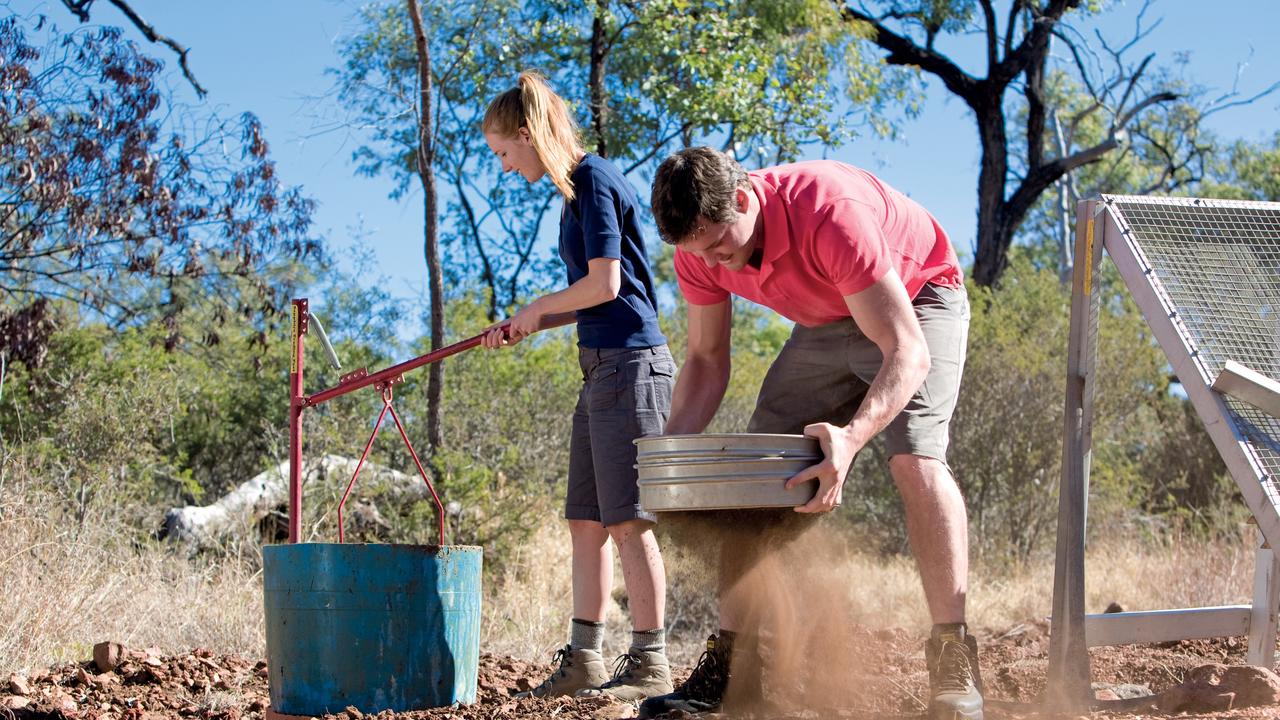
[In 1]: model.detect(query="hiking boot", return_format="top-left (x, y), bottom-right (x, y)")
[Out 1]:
top-left (515, 645), bottom-right (608, 698)
top-left (638, 634), bottom-right (732, 718)
top-left (926, 631), bottom-right (984, 720)
top-left (576, 649), bottom-right (674, 702)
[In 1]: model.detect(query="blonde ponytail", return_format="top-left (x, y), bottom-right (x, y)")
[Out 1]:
top-left (483, 70), bottom-right (584, 200)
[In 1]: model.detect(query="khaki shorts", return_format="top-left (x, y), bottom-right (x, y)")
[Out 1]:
top-left (567, 345), bottom-right (675, 527)
top-left (747, 284), bottom-right (970, 462)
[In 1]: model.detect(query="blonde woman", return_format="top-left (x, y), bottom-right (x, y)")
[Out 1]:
top-left (480, 71), bottom-right (675, 702)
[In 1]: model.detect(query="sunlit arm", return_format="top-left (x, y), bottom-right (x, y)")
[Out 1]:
top-left (664, 300), bottom-right (732, 435)
top-left (841, 272), bottom-right (931, 448)
top-left (525, 257), bottom-right (622, 320)
top-left (481, 257), bottom-right (620, 348)
top-left (786, 270), bottom-right (931, 513)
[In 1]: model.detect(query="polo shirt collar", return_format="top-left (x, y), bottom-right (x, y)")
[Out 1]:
top-left (749, 173), bottom-right (791, 283)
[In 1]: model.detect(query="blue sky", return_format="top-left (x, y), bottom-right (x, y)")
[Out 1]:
top-left (14, 0), bottom-right (1280, 316)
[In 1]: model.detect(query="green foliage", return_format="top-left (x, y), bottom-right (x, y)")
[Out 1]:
top-left (0, 263), bottom-right (1240, 569)
top-left (1197, 133), bottom-right (1280, 202)
top-left (609, 0), bottom-right (907, 162)
top-left (1, 313), bottom-right (191, 533)
top-left (0, 16), bottom-right (320, 355)
top-left (3, 0), bottom-right (1262, 593)
top-left (331, 0), bottom-right (909, 313)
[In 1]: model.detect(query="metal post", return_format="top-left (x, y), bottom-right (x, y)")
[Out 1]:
top-left (1047, 199), bottom-right (1105, 710)
top-left (1249, 528), bottom-right (1280, 668)
top-left (289, 298), bottom-right (308, 544)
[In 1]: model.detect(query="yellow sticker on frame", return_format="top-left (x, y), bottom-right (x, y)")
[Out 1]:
top-left (1083, 218), bottom-right (1095, 297)
top-left (290, 304), bottom-right (300, 374)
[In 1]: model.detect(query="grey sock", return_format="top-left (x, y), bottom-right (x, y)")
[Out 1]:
top-left (631, 627), bottom-right (666, 654)
top-left (932, 622), bottom-right (967, 640)
top-left (570, 618), bottom-right (604, 652)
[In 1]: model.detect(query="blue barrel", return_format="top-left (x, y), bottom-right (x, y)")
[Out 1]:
top-left (262, 543), bottom-right (482, 715)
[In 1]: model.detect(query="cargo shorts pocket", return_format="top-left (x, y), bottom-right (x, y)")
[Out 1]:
top-left (645, 360), bottom-right (676, 415)
top-left (587, 362), bottom-right (621, 411)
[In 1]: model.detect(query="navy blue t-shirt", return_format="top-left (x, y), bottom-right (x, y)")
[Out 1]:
top-left (560, 154), bottom-right (666, 349)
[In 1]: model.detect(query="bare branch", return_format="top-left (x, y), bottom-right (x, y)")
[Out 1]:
top-left (506, 192), bottom-right (555, 303)
top-left (1095, 0), bottom-right (1160, 60)
top-left (1051, 27), bottom-right (1100, 98)
top-left (1111, 52), bottom-right (1155, 123)
top-left (623, 124), bottom-right (690, 176)
top-left (1114, 90), bottom-right (1178, 131)
top-left (978, 0), bottom-right (999, 70)
top-left (451, 171), bottom-right (498, 320)
top-left (1003, 0), bottom-right (1026, 57)
top-left (840, 4), bottom-right (981, 104)
top-left (997, 0), bottom-right (1077, 84)
top-left (58, 0), bottom-right (208, 97)
top-left (1204, 79), bottom-right (1280, 118)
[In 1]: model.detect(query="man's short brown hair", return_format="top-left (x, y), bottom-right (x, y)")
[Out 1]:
top-left (651, 147), bottom-right (749, 244)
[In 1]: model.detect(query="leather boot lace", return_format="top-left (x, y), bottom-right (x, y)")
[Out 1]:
top-left (598, 652), bottom-right (642, 689)
top-left (932, 637), bottom-right (976, 693)
top-left (681, 643), bottom-right (728, 701)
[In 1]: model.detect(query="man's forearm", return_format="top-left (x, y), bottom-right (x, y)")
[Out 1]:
top-left (664, 355), bottom-right (730, 435)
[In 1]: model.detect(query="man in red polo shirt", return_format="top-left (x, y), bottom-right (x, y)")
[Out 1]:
top-left (639, 147), bottom-right (980, 720)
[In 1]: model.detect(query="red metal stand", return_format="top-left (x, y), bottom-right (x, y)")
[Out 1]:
top-left (336, 385), bottom-right (447, 545)
top-left (288, 299), bottom-right (307, 544)
top-left (286, 297), bottom-right (508, 545)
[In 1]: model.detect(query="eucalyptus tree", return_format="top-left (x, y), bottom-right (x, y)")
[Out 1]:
top-left (837, 0), bottom-right (1264, 287)
top-left (1018, 75), bottom-right (1279, 279)
top-left (336, 0), bottom-right (907, 308)
top-left (0, 16), bottom-right (319, 366)
top-left (1195, 133), bottom-right (1280, 203)
top-left (1015, 68), bottom-right (1213, 279)
top-left (549, 0), bottom-right (908, 167)
top-left (335, 0), bottom-right (529, 451)
top-left (333, 0), bottom-right (906, 456)
top-left (55, 0), bottom-right (206, 96)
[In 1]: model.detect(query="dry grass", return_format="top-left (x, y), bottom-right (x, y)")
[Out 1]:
top-left (477, 521), bottom-right (575, 661)
top-left (0, 481), bottom-right (1258, 676)
top-left (0, 485), bottom-right (263, 675)
top-left (775, 522), bottom-right (1256, 638)
top-left (477, 518), bottom-right (1257, 667)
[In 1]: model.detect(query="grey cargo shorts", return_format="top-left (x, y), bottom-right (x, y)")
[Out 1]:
top-left (566, 344), bottom-right (675, 527)
top-left (747, 283), bottom-right (970, 462)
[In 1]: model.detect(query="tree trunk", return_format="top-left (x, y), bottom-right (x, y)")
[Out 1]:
top-left (406, 0), bottom-right (444, 452)
top-left (161, 455), bottom-right (417, 548)
top-left (1052, 111), bottom-right (1076, 283)
top-left (588, 0), bottom-right (609, 157)
top-left (972, 93), bottom-right (1011, 287)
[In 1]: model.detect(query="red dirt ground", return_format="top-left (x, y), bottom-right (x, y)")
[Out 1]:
top-left (5, 623), bottom-right (1280, 720)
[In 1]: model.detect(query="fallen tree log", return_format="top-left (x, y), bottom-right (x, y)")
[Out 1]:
top-left (161, 454), bottom-right (428, 547)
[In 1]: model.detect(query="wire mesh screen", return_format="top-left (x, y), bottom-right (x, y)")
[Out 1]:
top-left (1104, 195), bottom-right (1280, 506)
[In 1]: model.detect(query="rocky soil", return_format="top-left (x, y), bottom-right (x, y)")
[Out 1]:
top-left (5, 623), bottom-right (1280, 720)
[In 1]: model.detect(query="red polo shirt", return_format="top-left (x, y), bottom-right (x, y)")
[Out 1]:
top-left (674, 161), bottom-right (963, 328)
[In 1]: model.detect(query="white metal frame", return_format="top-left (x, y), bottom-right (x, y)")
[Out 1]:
top-left (1047, 196), bottom-right (1280, 709)
top-left (1215, 361), bottom-right (1280, 420)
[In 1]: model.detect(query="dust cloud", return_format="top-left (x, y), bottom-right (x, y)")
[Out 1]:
top-left (657, 510), bottom-right (901, 716)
